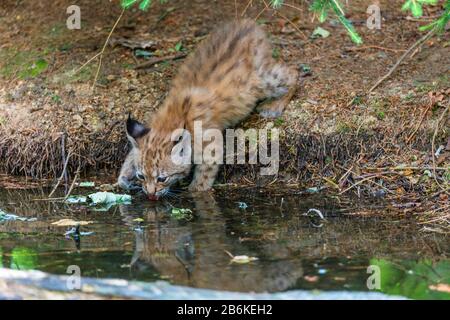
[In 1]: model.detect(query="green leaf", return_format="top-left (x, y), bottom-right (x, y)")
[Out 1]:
top-left (174, 41), bottom-right (183, 52)
top-left (411, 0), bottom-right (423, 17)
top-left (170, 207), bottom-right (193, 220)
top-left (19, 58), bottom-right (48, 79)
top-left (310, 0), bottom-right (362, 44)
top-left (270, 0), bottom-right (284, 9)
top-left (402, 0), bottom-right (412, 11)
top-left (418, 0), bottom-right (438, 4)
top-left (139, 0), bottom-right (152, 11)
top-left (121, 0), bottom-right (138, 9)
top-left (319, 9), bottom-right (329, 23)
top-left (329, 0), bottom-right (362, 44)
top-left (419, 0), bottom-right (449, 33)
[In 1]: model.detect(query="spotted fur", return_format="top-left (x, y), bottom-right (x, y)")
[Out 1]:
top-left (119, 20), bottom-right (298, 198)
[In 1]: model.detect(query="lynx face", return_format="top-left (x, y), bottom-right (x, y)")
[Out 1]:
top-left (125, 117), bottom-right (192, 200)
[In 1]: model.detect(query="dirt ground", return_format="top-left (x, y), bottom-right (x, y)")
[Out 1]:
top-left (0, 1), bottom-right (449, 227)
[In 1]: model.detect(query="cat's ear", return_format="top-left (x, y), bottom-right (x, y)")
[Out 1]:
top-left (126, 115), bottom-right (150, 147)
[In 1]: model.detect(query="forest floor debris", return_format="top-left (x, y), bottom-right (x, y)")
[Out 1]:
top-left (0, 0), bottom-right (448, 226)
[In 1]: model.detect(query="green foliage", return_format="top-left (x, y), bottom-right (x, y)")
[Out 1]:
top-left (371, 258), bottom-right (450, 299)
top-left (171, 207), bottom-right (193, 220)
top-left (272, 47), bottom-right (280, 59)
top-left (419, 0), bottom-right (450, 32)
top-left (275, 0), bottom-right (447, 43)
top-left (10, 247), bottom-right (38, 270)
top-left (121, 0), bottom-right (167, 11)
top-left (119, 0), bottom-right (447, 45)
top-left (402, 0), bottom-right (438, 18)
top-left (310, 0), bottom-right (362, 44)
top-left (269, 0), bottom-right (283, 9)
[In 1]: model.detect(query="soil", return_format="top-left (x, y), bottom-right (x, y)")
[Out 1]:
top-left (0, 1), bottom-right (448, 227)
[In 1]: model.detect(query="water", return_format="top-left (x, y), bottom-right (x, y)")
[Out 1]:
top-left (0, 185), bottom-right (449, 299)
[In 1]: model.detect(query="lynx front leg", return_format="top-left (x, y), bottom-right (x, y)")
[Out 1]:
top-left (117, 148), bottom-right (140, 190)
top-left (188, 164), bottom-right (219, 192)
top-left (258, 64), bottom-right (298, 118)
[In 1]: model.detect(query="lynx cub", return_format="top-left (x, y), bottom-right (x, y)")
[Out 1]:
top-left (119, 20), bottom-right (298, 199)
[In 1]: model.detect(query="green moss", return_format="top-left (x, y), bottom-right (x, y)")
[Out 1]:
top-left (337, 122), bottom-right (352, 134)
top-left (376, 111), bottom-right (386, 120)
top-left (272, 47), bottom-right (280, 60)
top-left (0, 48), bottom-right (48, 79)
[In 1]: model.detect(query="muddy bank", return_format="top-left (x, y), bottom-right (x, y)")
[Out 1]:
top-left (0, 1), bottom-right (448, 203)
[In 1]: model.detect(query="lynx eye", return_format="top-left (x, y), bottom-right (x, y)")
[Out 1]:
top-left (136, 172), bottom-right (145, 181)
top-left (174, 135), bottom-right (183, 145)
top-left (157, 176), bottom-right (168, 183)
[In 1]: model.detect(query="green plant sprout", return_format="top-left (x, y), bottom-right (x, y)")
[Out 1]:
top-left (120, 0), bottom-right (449, 43)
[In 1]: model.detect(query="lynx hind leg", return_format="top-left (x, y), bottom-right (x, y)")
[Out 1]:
top-left (258, 63), bottom-right (298, 118)
top-left (118, 148), bottom-right (140, 190)
top-left (188, 164), bottom-right (219, 192)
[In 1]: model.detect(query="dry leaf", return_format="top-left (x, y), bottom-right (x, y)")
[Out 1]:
top-left (51, 219), bottom-right (93, 227)
top-left (230, 255), bottom-right (259, 264)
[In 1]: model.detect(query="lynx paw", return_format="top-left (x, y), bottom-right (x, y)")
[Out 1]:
top-left (188, 182), bottom-right (213, 193)
top-left (259, 110), bottom-right (283, 118)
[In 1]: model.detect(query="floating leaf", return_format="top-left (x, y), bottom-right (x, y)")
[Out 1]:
top-left (51, 219), bottom-right (93, 227)
top-left (65, 226), bottom-right (94, 237)
top-left (170, 207), bottom-right (193, 220)
top-left (88, 192), bottom-right (131, 205)
top-left (0, 210), bottom-right (36, 222)
top-left (231, 255), bottom-right (259, 264)
top-left (225, 250), bottom-right (258, 264)
top-left (66, 196), bottom-right (87, 203)
top-left (78, 181), bottom-right (95, 187)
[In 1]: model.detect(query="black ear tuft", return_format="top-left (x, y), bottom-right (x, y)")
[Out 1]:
top-left (126, 116), bottom-right (150, 140)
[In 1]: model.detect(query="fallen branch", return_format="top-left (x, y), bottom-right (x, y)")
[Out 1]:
top-left (431, 103), bottom-right (450, 193)
top-left (134, 52), bottom-right (187, 69)
top-left (406, 102), bottom-right (433, 144)
top-left (92, 8), bottom-right (126, 91)
top-left (64, 166), bottom-right (80, 201)
top-left (345, 45), bottom-right (406, 53)
top-left (48, 151), bottom-right (72, 198)
top-left (365, 166), bottom-right (449, 171)
top-left (368, 28), bottom-right (436, 94)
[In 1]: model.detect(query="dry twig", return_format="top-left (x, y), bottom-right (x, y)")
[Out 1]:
top-left (134, 52), bottom-right (187, 69)
top-left (368, 28), bottom-right (436, 93)
top-left (92, 8), bottom-right (126, 91)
